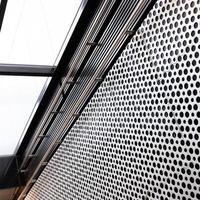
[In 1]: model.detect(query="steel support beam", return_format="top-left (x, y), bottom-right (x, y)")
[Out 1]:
top-left (0, 64), bottom-right (54, 76)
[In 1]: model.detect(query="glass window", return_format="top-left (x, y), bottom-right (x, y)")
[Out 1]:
top-left (0, 76), bottom-right (48, 155)
top-left (0, 0), bottom-right (84, 156)
top-left (0, 0), bottom-right (82, 65)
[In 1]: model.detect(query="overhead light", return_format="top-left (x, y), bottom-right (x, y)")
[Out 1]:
top-left (0, 0), bottom-right (8, 31)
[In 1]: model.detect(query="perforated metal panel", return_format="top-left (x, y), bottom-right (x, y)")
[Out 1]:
top-left (26, 0), bottom-right (200, 199)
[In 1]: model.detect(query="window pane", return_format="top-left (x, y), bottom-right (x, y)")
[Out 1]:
top-left (0, 76), bottom-right (48, 155)
top-left (0, 0), bottom-right (82, 65)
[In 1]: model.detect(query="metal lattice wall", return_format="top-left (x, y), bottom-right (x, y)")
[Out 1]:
top-left (26, 0), bottom-right (200, 199)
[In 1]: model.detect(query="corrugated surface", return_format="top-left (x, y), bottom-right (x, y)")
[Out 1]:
top-left (26, 0), bottom-right (200, 199)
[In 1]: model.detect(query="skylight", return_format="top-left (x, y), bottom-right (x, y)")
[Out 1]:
top-left (0, 0), bottom-right (82, 65)
top-left (0, 76), bottom-right (48, 156)
top-left (0, 0), bottom-right (84, 156)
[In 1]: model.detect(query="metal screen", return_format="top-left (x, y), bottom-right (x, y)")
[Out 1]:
top-left (26, 0), bottom-right (200, 199)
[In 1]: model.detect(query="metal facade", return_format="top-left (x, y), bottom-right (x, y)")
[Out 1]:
top-left (25, 0), bottom-right (200, 199)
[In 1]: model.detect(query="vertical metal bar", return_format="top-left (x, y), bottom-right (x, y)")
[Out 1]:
top-left (0, 0), bottom-right (8, 31)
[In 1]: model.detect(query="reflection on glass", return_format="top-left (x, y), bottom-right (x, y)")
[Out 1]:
top-left (0, 76), bottom-right (47, 155)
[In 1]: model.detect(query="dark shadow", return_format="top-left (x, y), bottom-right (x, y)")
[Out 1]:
top-left (0, 156), bottom-right (22, 189)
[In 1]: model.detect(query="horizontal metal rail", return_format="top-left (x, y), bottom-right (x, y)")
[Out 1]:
top-left (0, 63), bottom-right (54, 76)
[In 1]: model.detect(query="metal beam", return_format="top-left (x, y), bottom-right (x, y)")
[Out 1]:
top-left (0, 0), bottom-right (8, 31)
top-left (0, 64), bottom-right (54, 76)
